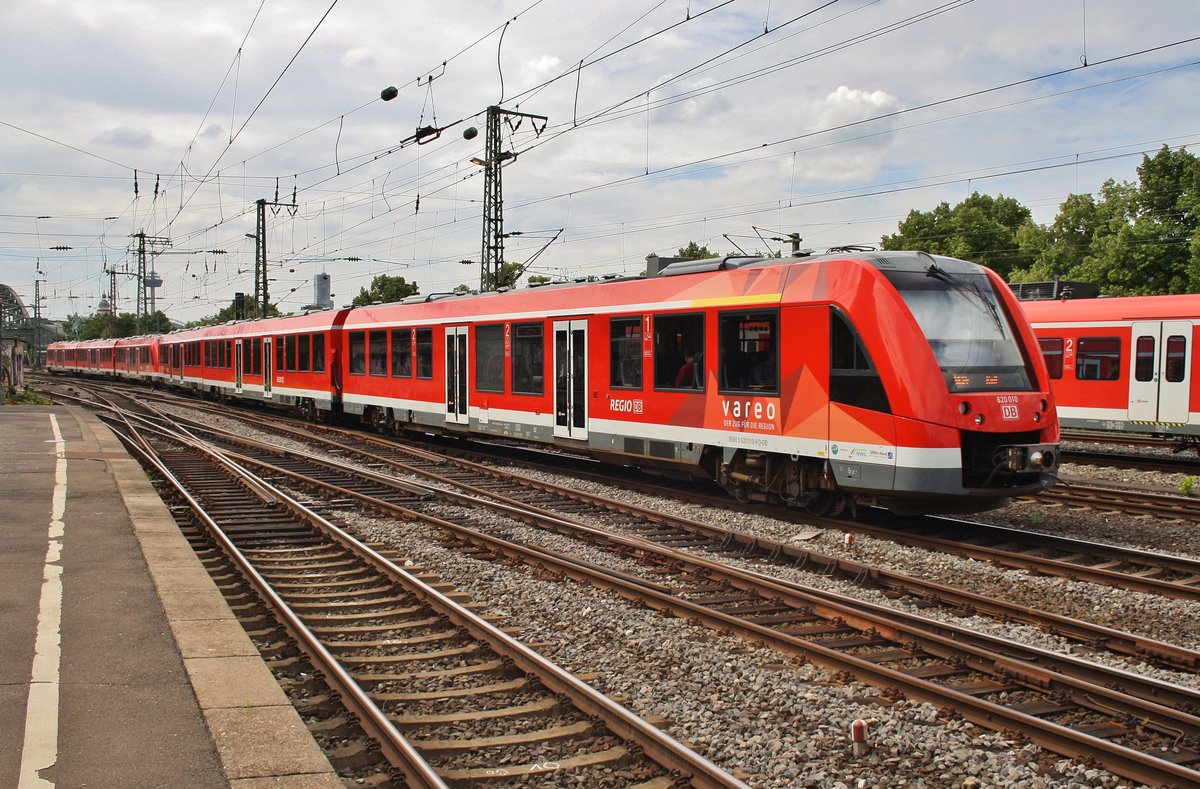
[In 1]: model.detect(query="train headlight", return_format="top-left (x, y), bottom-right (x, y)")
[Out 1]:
top-left (1029, 450), bottom-right (1044, 468)
top-left (958, 401), bottom-right (971, 415)
top-left (1033, 411), bottom-right (1041, 422)
top-left (974, 413), bottom-right (985, 425)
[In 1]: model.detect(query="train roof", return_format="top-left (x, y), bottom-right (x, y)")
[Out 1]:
top-left (1021, 293), bottom-right (1200, 324)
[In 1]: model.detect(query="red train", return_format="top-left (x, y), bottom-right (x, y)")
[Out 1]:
top-left (48, 250), bottom-right (1060, 514)
top-left (1022, 294), bottom-right (1200, 439)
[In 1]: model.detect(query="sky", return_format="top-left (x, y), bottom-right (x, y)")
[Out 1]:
top-left (2, 0), bottom-right (1198, 325)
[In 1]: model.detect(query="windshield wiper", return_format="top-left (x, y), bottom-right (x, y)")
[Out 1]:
top-left (925, 263), bottom-right (1006, 335)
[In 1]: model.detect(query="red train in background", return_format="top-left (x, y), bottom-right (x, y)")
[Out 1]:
top-left (48, 249), bottom-right (1060, 515)
top-left (1022, 293), bottom-right (1200, 439)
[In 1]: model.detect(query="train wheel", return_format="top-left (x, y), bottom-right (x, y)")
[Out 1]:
top-left (804, 491), bottom-right (835, 516)
top-left (300, 399), bottom-right (317, 422)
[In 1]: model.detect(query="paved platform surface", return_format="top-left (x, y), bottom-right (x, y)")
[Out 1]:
top-left (0, 405), bottom-right (342, 788)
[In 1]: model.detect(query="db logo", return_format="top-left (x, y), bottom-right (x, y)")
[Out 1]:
top-left (1001, 405), bottom-right (1019, 420)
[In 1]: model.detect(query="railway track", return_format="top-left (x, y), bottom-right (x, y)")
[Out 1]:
top-left (91, 387), bottom-right (1200, 670)
top-left (81, 392), bottom-right (1200, 786)
top-left (100, 402), bottom-right (747, 787)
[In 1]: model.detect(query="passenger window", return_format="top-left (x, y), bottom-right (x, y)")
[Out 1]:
top-left (654, 313), bottom-right (705, 390)
top-left (1075, 337), bottom-right (1121, 381)
top-left (312, 334), bottom-right (324, 373)
top-left (1134, 336), bottom-right (1155, 382)
top-left (610, 317), bottom-right (642, 389)
top-left (369, 330), bottom-right (387, 376)
top-left (1166, 335), bottom-right (1187, 383)
top-left (476, 324), bottom-right (504, 392)
top-left (285, 335), bottom-right (297, 372)
top-left (1038, 337), bottom-right (1064, 379)
top-left (391, 329), bottom-right (412, 378)
top-left (718, 310), bottom-right (777, 394)
top-left (349, 331), bottom-right (366, 375)
top-left (415, 328), bottom-right (433, 379)
top-left (512, 323), bottom-right (544, 395)
top-left (830, 310), bottom-right (890, 413)
top-left (298, 334), bottom-right (310, 372)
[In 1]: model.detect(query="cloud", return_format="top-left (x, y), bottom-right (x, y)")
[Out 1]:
top-left (342, 47), bottom-right (377, 69)
top-left (92, 126), bottom-right (153, 149)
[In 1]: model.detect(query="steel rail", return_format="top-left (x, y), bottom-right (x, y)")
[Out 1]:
top-left (159, 408), bottom-right (1200, 673)
top-left (199, 437), bottom-right (1200, 787)
top-left (108, 424), bottom-right (448, 787)
top-left (108, 412), bottom-right (747, 789)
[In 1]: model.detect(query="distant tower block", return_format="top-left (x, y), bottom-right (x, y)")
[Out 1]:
top-left (314, 273), bottom-right (332, 309)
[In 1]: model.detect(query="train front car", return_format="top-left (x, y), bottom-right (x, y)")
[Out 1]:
top-left (842, 251), bottom-right (1058, 513)
top-left (710, 250), bottom-right (1059, 515)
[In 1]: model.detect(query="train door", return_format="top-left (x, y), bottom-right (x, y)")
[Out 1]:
top-left (234, 339), bottom-right (244, 393)
top-left (1129, 321), bottom-right (1191, 423)
top-left (262, 337), bottom-right (273, 398)
top-left (553, 320), bottom-right (588, 440)
top-left (445, 326), bottom-right (469, 425)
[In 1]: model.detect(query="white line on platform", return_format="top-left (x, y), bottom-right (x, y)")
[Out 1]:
top-left (19, 414), bottom-right (66, 788)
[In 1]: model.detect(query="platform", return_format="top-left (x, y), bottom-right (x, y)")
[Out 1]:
top-left (0, 405), bottom-right (341, 788)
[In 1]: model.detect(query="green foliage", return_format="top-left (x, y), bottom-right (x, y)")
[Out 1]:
top-left (676, 241), bottom-right (714, 260)
top-left (892, 146), bottom-right (1200, 296)
top-left (1181, 476), bottom-right (1197, 497)
top-left (881, 192), bottom-right (1035, 279)
top-left (483, 261), bottom-right (526, 291)
top-left (5, 387), bottom-right (51, 405)
top-left (189, 297), bottom-right (280, 327)
top-left (61, 310), bottom-right (173, 339)
top-left (352, 274), bottom-right (419, 306)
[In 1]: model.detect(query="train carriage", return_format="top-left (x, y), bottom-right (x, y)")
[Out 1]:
top-left (48, 249), bottom-right (1060, 515)
top-left (157, 311), bottom-right (345, 418)
top-left (1022, 294), bottom-right (1200, 437)
top-left (340, 250), bottom-right (1059, 514)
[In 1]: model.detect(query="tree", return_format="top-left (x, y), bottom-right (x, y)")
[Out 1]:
top-left (352, 274), bottom-right (419, 306)
top-left (1012, 147), bottom-right (1200, 295)
top-left (190, 296), bottom-right (281, 327)
top-left (676, 241), bottom-right (714, 260)
top-left (61, 310), bottom-right (172, 339)
top-left (482, 261), bottom-right (525, 291)
top-left (881, 192), bottom-right (1035, 278)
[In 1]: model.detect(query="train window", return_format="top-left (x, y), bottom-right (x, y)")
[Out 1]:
top-left (1134, 336), bottom-right (1155, 382)
top-left (718, 310), bottom-right (778, 393)
top-left (654, 313), bottom-right (705, 390)
top-left (884, 267), bottom-right (1033, 392)
top-left (369, 330), bottom-right (387, 376)
top-left (416, 328), bottom-right (433, 379)
top-left (1166, 335), bottom-right (1187, 383)
top-left (251, 338), bottom-right (261, 375)
top-left (1038, 337), bottom-right (1064, 379)
top-left (349, 331), bottom-right (366, 375)
top-left (275, 336), bottom-right (285, 373)
top-left (1075, 337), bottom-right (1121, 381)
top-left (241, 340), bottom-right (252, 374)
top-left (298, 334), bottom-right (310, 372)
top-left (476, 324), bottom-right (505, 392)
top-left (312, 334), bottom-right (325, 373)
top-left (831, 310), bottom-right (891, 413)
top-left (391, 329), bottom-right (412, 378)
top-left (610, 318), bottom-right (642, 389)
top-left (285, 335), bottom-right (297, 372)
top-left (512, 323), bottom-right (544, 395)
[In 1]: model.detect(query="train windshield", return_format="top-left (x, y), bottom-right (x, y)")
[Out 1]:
top-left (885, 266), bottom-right (1033, 393)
